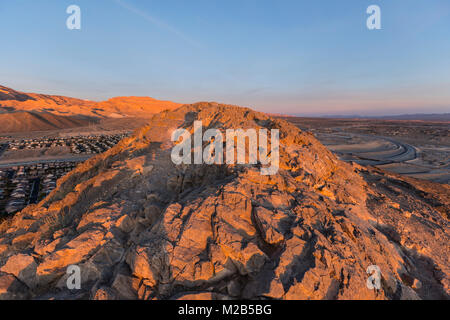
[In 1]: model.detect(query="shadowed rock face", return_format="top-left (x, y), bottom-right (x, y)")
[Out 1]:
top-left (0, 102), bottom-right (448, 300)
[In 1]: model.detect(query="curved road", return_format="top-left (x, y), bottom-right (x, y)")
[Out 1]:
top-left (350, 133), bottom-right (417, 164)
top-left (325, 127), bottom-right (418, 166)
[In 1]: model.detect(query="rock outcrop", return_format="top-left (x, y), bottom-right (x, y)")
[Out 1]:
top-left (0, 103), bottom-right (448, 300)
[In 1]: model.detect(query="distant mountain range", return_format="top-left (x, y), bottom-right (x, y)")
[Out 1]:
top-left (373, 113), bottom-right (450, 121)
top-left (294, 113), bottom-right (450, 121)
top-left (0, 85), bottom-right (181, 119)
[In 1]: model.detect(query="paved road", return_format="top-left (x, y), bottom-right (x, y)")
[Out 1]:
top-left (0, 144), bottom-right (8, 158)
top-left (0, 156), bottom-right (92, 168)
top-left (28, 178), bottom-right (41, 205)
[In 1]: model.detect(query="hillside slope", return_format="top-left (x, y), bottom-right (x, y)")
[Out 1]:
top-left (0, 85), bottom-right (181, 118)
top-left (0, 103), bottom-right (448, 300)
top-left (0, 112), bottom-right (93, 133)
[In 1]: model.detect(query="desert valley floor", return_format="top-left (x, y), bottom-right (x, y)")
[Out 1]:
top-left (284, 117), bottom-right (450, 184)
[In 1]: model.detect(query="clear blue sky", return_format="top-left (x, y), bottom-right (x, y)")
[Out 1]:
top-left (1, 0), bottom-right (449, 115)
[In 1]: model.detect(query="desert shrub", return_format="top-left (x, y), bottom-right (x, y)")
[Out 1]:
top-left (0, 216), bottom-right (13, 233)
top-left (42, 206), bottom-right (74, 236)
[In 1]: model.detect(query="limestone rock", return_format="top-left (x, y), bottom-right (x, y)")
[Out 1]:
top-left (0, 272), bottom-right (29, 299)
top-left (36, 230), bottom-right (105, 285)
top-left (0, 254), bottom-right (37, 288)
top-left (111, 274), bottom-right (139, 300)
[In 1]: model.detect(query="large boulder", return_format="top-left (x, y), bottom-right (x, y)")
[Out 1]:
top-left (0, 254), bottom-right (37, 288)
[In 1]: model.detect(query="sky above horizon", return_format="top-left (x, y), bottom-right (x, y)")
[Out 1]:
top-left (1, 0), bottom-right (449, 116)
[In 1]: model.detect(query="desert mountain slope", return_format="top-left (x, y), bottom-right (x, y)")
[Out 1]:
top-left (0, 85), bottom-right (181, 118)
top-left (0, 111), bottom-right (93, 133)
top-left (0, 103), bottom-right (448, 300)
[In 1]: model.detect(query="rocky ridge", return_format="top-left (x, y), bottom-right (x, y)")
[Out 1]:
top-left (0, 103), bottom-right (448, 300)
